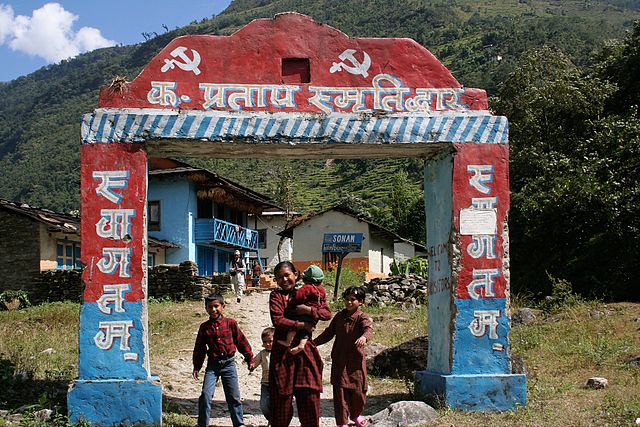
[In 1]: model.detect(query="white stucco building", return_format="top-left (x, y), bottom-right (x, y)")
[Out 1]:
top-left (279, 207), bottom-right (426, 276)
top-left (249, 209), bottom-right (295, 271)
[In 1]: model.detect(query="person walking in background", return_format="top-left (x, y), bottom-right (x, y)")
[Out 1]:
top-left (251, 260), bottom-right (262, 288)
top-left (249, 327), bottom-right (274, 424)
top-left (314, 286), bottom-right (373, 427)
top-left (231, 250), bottom-right (246, 303)
top-left (268, 261), bottom-right (332, 427)
top-left (192, 293), bottom-right (253, 427)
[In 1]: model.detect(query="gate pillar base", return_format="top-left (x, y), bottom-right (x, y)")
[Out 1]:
top-left (68, 376), bottom-right (162, 425)
top-left (415, 371), bottom-right (526, 411)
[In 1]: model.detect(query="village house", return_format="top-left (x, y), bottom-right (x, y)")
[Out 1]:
top-left (279, 206), bottom-right (426, 277)
top-left (147, 158), bottom-right (279, 276)
top-left (0, 198), bottom-right (176, 296)
top-left (248, 208), bottom-right (296, 271)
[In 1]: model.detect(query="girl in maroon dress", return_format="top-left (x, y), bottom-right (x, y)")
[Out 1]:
top-left (314, 285), bottom-right (373, 427)
top-left (268, 261), bottom-right (332, 427)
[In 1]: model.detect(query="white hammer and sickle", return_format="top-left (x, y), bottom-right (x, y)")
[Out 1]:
top-left (161, 46), bottom-right (201, 75)
top-left (330, 49), bottom-right (372, 78)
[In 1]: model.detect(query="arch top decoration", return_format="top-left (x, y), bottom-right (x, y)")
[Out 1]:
top-left (82, 12), bottom-right (507, 158)
top-left (69, 13), bottom-right (525, 426)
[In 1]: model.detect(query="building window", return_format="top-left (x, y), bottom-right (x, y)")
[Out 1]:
top-left (56, 241), bottom-right (81, 270)
top-left (197, 198), bottom-right (213, 218)
top-left (257, 229), bottom-right (267, 249)
top-left (148, 201), bottom-right (161, 231)
top-left (148, 252), bottom-right (157, 268)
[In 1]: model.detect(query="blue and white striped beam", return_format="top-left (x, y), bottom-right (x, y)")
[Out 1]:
top-left (81, 108), bottom-right (508, 145)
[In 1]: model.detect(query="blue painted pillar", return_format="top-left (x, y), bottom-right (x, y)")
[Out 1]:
top-left (68, 142), bottom-right (162, 425)
top-left (415, 143), bottom-right (526, 411)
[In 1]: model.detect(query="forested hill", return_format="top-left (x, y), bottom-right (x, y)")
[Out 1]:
top-left (0, 0), bottom-right (638, 214)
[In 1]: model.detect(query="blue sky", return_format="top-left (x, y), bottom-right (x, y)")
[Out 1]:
top-left (0, 0), bottom-right (232, 82)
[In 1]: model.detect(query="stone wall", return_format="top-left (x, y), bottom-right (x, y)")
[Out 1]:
top-left (147, 261), bottom-right (231, 301)
top-left (31, 269), bottom-right (83, 304)
top-left (363, 274), bottom-right (428, 308)
top-left (6, 261), bottom-right (232, 306)
top-left (0, 211), bottom-right (41, 294)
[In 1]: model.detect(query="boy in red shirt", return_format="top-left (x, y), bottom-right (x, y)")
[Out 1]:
top-left (192, 293), bottom-right (253, 427)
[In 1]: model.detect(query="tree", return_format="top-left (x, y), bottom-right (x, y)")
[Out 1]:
top-left (493, 36), bottom-right (640, 300)
top-left (266, 164), bottom-right (299, 263)
top-left (370, 171), bottom-right (425, 245)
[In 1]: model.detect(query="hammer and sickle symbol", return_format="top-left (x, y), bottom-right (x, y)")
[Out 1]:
top-left (161, 46), bottom-right (202, 75)
top-left (330, 49), bottom-right (372, 78)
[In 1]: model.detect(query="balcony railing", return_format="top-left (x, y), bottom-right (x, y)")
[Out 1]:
top-left (195, 218), bottom-right (259, 250)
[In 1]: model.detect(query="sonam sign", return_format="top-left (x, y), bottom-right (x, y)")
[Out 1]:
top-left (322, 233), bottom-right (364, 253)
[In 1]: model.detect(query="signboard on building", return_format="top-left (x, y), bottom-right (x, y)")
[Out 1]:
top-left (322, 233), bottom-right (363, 253)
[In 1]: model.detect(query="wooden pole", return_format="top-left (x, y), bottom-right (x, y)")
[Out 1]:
top-left (333, 252), bottom-right (348, 300)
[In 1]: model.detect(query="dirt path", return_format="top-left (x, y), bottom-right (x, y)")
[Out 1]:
top-left (155, 290), bottom-right (337, 427)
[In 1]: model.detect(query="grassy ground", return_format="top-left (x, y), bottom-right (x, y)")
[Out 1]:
top-left (0, 297), bottom-right (638, 426)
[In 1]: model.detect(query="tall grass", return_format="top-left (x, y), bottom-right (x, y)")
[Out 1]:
top-left (0, 301), bottom-right (79, 378)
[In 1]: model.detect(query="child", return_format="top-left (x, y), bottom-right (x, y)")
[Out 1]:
top-left (314, 286), bottom-right (373, 427)
top-left (277, 264), bottom-right (327, 355)
top-left (249, 327), bottom-right (274, 424)
top-left (192, 293), bottom-right (253, 427)
top-left (251, 260), bottom-right (262, 288)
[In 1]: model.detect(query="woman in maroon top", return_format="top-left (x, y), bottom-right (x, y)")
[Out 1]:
top-left (269, 261), bottom-right (332, 427)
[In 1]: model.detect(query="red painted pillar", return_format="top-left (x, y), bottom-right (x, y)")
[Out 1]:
top-left (416, 143), bottom-right (526, 410)
top-left (68, 142), bottom-right (162, 425)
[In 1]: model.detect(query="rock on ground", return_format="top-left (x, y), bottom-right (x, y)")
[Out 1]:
top-left (368, 336), bottom-right (428, 379)
top-left (369, 401), bottom-right (438, 427)
top-left (586, 377), bottom-right (608, 389)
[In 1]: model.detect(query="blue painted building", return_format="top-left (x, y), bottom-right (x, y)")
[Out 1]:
top-left (147, 158), bottom-right (277, 276)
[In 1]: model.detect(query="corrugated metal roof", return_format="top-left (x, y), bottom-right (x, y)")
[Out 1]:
top-left (0, 199), bottom-right (79, 233)
top-left (0, 198), bottom-right (178, 248)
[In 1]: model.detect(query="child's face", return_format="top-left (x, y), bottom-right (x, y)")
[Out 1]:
top-left (205, 299), bottom-right (224, 319)
top-left (275, 266), bottom-right (297, 291)
top-left (344, 294), bottom-right (363, 313)
top-left (262, 335), bottom-right (273, 351)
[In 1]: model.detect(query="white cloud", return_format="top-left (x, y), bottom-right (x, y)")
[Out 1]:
top-left (0, 4), bottom-right (14, 44)
top-left (0, 2), bottom-right (116, 63)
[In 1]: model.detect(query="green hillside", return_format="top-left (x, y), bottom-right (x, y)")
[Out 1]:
top-left (1, 1), bottom-right (639, 300)
top-left (0, 0), bottom-right (638, 213)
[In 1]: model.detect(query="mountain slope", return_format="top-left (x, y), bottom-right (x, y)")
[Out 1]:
top-left (0, 0), bottom-right (638, 212)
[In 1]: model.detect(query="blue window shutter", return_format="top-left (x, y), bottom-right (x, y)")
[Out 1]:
top-left (74, 244), bottom-right (81, 269)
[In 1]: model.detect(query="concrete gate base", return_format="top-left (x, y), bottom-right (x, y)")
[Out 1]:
top-left (415, 371), bottom-right (527, 411)
top-left (68, 377), bottom-right (162, 425)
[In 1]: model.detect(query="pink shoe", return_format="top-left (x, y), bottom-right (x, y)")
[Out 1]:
top-left (354, 415), bottom-right (368, 427)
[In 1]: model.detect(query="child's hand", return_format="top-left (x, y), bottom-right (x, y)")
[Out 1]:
top-left (192, 369), bottom-right (200, 381)
top-left (295, 304), bottom-right (312, 315)
top-left (302, 322), bottom-right (316, 334)
top-left (248, 361), bottom-right (255, 371)
top-left (355, 336), bottom-right (367, 348)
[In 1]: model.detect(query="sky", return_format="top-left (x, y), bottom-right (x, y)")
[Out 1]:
top-left (0, 0), bottom-right (232, 82)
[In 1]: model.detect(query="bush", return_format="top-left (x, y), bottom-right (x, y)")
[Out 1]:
top-left (390, 257), bottom-right (428, 279)
top-left (539, 274), bottom-right (587, 313)
top-left (324, 265), bottom-right (366, 304)
top-left (0, 290), bottom-right (31, 310)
